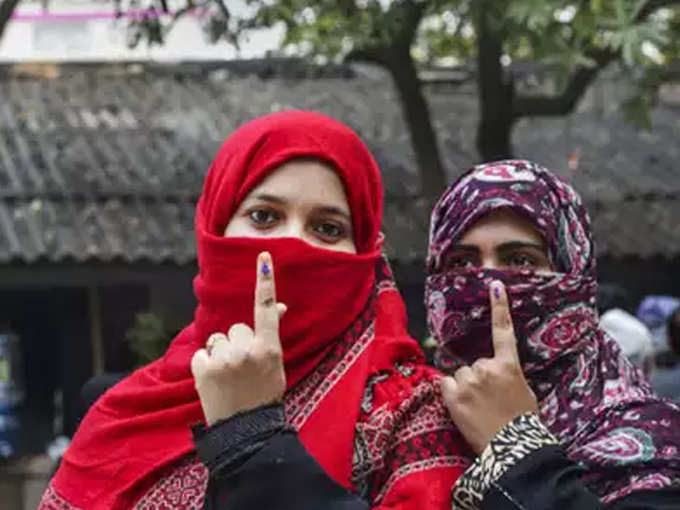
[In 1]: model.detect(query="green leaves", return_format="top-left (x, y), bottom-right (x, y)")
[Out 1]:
top-left (126, 312), bottom-right (171, 366)
top-left (113, 0), bottom-right (680, 157)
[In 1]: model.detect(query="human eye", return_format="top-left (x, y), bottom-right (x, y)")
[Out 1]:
top-left (505, 251), bottom-right (539, 268)
top-left (312, 220), bottom-right (346, 242)
top-left (446, 254), bottom-right (477, 270)
top-left (247, 208), bottom-right (280, 228)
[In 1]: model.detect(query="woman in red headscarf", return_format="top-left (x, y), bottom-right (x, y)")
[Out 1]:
top-left (38, 111), bottom-right (468, 510)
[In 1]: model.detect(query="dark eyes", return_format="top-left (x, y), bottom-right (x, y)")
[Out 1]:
top-left (249, 209), bottom-right (278, 226)
top-left (313, 222), bottom-right (345, 239)
top-left (506, 253), bottom-right (539, 268)
top-left (447, 256), bottom-right (476, 270)
top-left (246, 208), bottom-right (346, 241)
top-left (445, 251), bottom-right (542, 270)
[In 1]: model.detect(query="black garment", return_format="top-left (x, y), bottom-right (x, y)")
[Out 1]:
top-left (193, 404), bottom-right (367, 510)
top-left (483, 445), bottom-right (680, 510)
top-left (193, 406), bottom-right (680, 510)
top-left (79, 372), bottom-right (127, 418)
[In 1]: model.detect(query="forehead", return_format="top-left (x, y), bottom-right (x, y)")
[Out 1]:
top-left (459, 210), bottom-right (545, 247)
top-left (247, 159), bottom-right (349, 207)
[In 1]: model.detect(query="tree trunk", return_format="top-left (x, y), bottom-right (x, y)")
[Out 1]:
top-left (0, 0), bottom-right (22, 42)
top-left (383, 46), bottom-right (447, 203)
top-left (474, 3), bottom-right (515, 161)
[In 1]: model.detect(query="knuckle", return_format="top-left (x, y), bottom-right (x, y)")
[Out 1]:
top-left (454, 366), bottom-right (470, 378)
top-left (455, 385), bottom-right (473, 403)
top-left (494, 314), bottom-right (512, 330)
top-left (472, 359), bottom-right (491, 376)
top-left (203, 364), bottom-right (223, 379)
top-left (469, 374), bottom-right (483, 388)
top-left (215, 354), bottom-right (239, 371)
top-left (228, 323), bottom-right (250, 338)
top-left (446, 390), bottom-right (462, 406)
top-left (260, 296), bottom-right (275, 308)
top-left (500, 359), bottom-right (521, 376)
top-left (257, 346), bottom-right (282, 364)
top-left (443, 383), bottom-right (462, 402)
top-left (239, 349), bottom-right (255, 365)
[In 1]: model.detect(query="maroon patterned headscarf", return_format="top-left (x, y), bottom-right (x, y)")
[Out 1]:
top-left (426, 160), bottom-right (680, 502)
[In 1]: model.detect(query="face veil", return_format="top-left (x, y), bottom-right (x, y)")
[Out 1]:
top-left (426, 160), bottom-right (680, 503)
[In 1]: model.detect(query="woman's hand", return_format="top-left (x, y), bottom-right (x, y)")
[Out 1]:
top-left (191, 252), bottom-right (287, 426)
top-left (440, 280), bottom-right (538, 455)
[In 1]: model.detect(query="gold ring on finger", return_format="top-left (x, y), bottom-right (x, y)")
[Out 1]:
top-left (205, 334), bottom-right (226, 355)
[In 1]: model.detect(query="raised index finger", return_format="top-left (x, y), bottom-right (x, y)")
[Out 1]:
top-left (490, 280), bottom-right (520, 363)
top-left (254, 252), bottom-right (280, 345)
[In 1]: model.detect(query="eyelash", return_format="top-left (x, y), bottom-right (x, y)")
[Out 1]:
top-left (448, 256), bottom-right (476, 269)
top-left (248, 208), bottom-right (279, 227)
top-left (446, 251), bottom-right (542, 270)
top-left (246, 208), bottom-right (347, 242)
top-left (313, 222), bottom-right (345, 240)
top-left (504, 253), bottom-right (539, 268)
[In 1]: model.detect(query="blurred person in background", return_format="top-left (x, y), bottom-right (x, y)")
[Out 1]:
top-left (651, 308), bottom-right (680, 402)
top-left (600, 308), bottom-right (655, 378)
top-left (637, 295), bottom-right (680, 355)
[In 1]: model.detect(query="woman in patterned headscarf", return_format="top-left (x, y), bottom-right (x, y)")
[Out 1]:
top-left (427, 160), bottom-right (680, 509)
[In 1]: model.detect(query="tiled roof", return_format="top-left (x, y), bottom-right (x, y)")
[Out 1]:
top-left (0, 60), bottom-right (677, 264)
top-left (0, 198), bottom-right (196, 263)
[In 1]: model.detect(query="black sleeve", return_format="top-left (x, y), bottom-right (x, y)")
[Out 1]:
top-left (451, 413), bottom-right (680, 510)
top-left (193, 403), bottom-right (369, 510)
top-left (484, 445), bottom-right (680, 510)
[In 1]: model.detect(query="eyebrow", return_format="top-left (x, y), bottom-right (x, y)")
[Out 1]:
top-left (251, 193), bottom-right (287, 205)
top-left (449, 241), bottom-right (546, 253)
top-left (496, 241), bottom-right (545, 253)
top-left (449, 244), bottom-right (480, 253)
top-left (250, 194), bottom-right (352, 221)
top-left (316, 206), bottom-right (352, 221)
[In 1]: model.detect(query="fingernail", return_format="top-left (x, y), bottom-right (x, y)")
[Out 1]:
top-left (261, 261), bottom-right (270, 276)
top-left (493, 282), bottom-right (501, 300)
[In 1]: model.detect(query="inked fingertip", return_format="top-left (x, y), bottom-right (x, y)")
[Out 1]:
top-left (258, 252), bottom-right (273, 276)
top-left (490, 280), bottom-right (505, 301)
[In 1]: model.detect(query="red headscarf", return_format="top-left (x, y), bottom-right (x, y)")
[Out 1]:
top-left (49, 111), bottom-right (431, 508)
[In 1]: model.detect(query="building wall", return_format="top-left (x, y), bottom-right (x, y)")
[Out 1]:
top-left (0, 0), bottom-right (283, 62)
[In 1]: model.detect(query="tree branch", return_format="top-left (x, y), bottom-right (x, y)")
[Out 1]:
top-left (636, 0), bottom-right (680, 21)
top-left (213, 0), bottom-right (229, 20)
top-left (347, 0), bottom-right (425, 63)
top-left (395, 0), bottom-right (426, 48)
top-left (0, 0), bottom-right (22, 42)
top-left (513, 0), bottom-right (680, 118)
top-left (513, 49), bottom-right (614, 117)
top-left (346, 45), bottom-right (390, 66)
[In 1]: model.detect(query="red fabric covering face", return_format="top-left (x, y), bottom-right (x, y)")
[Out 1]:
top-left (51, 111), bottom-right (435, 509)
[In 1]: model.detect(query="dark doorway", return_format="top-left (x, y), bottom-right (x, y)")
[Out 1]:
top-left (0, 287), bottom-right (91, 455)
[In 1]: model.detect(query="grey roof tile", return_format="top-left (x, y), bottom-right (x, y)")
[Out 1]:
top-left (0, 61), bottom-right (677, 264)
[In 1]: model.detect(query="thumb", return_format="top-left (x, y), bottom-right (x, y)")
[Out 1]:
top-left (277, 302), bottom-right (287, 319)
